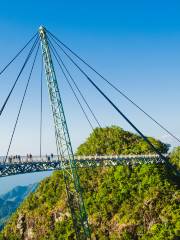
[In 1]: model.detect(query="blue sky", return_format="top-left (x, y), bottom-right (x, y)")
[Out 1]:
top-left (0, 0), bottom-right (180, 193)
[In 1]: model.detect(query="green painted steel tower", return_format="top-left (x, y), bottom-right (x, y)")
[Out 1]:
top-left (39, 26), bottom-right (91, 239)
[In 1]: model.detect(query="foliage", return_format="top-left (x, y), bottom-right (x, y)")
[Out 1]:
top-left (170, 146), bottom-right (180, 171)
top-left (76, 126), bottom-right (169, 155)
top-left (0, 126), bottom-right (179, 240)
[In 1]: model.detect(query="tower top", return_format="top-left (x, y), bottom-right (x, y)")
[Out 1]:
top-left (39, 25), bottom-right (45, 31)
top-left (39, 26), bottom-right (46, 38)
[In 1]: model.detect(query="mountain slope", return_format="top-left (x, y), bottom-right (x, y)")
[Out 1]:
top-left (0, 126), bottom-right (179, 240)
top-left (76, 126), bottom-right (169, 155)
top-left (0, 184), bottom-right (37, 230)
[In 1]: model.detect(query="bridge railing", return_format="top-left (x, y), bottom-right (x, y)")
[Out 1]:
top-left (0, 154), bottom-right (168, 177)
top-left (0, 154), bottom-right (166, 165)
top-left (0, 155), bottom-right (58, 164)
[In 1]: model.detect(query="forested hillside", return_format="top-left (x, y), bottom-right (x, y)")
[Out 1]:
top-left (0, 184), bottom-right (37, 230)
top-left (76, 126), bottom-right (169, 155)
top-left (0, 126), bottom-right (179, 240)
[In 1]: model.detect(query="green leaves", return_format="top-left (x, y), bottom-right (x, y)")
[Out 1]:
top-left (1, 126), bottom-right (179, 239)
top-left (76, 126), bottom-right (169, 156)
top-left (170, 146), bottom-right (180, 171)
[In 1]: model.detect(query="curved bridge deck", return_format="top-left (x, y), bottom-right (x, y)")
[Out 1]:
top-left (0, 155), bottom-right (165, 177)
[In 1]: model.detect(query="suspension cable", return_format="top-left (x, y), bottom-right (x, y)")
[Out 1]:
top-left (0, 33), bottom-right (38, 76)
top-left (49, 44), bottom-right (94, 130)
top-left (0, 36), bottom-right (39, 118)
top-left (50, 43), bottom-right (180, 174)
top-left (47, 30), bottom-right (180, 144)
top-left (40, 55), bottom-right (43, 158)
top-left (48, 38), bottom-right (101, 128)
top-left (4, 43), bottom-right (40, 163)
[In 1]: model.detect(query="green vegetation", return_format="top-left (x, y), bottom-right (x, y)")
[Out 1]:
top-left (76, 126), bottom-right (169, 155)
top-left (0, 126), bottom-right (179, 240)
top-left (170, 146), bottom-right (180, 171)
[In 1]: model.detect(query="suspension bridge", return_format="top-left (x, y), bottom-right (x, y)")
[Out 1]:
top-left (0, 154), bottom-right (165, 177)
top-left (0, 26), bottom-right (179, 239)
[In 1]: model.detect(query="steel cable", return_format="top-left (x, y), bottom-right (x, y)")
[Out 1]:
top-left (49, 42), bottom-right (180, 175)
top-left (0, 33), bottom-right (38, 75)
top-left (0, 36), bottom-right (39, 117)
top-left (47, 30), bottom-right (180, 144)
top-left (49, 44), bottom-right (94, 130)
top-left (40, 56), bottom-right (43, 157)
top-left (48, 39), bottom-right (101, 128)
top-left (4, 42), bottom-right (40, 163)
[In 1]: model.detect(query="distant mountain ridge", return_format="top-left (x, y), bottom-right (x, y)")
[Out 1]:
top-left (0, 183), bottom-right (38, 230)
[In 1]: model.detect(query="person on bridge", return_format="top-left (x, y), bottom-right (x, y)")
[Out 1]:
top-left (45, 154), bottom-right (50, 161)
top-left (8, 156), bottom-right (12, 164)
top-left (18, 155), bottom-right (21, 163)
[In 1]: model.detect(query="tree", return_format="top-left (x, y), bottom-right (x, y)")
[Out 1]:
top-left (170, 146), bottom-right (180, 170)
top-left (76, 126), bottom-right (169, 156)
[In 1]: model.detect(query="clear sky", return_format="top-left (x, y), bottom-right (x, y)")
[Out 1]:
top-left (0, 0), bottom-right (180, 194)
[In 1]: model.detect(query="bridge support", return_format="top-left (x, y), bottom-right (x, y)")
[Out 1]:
top-left (39, 26), bottom-right (90, 239)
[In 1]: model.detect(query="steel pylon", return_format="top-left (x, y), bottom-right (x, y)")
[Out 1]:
top-left (39, 26), bottom-right (91, 239)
